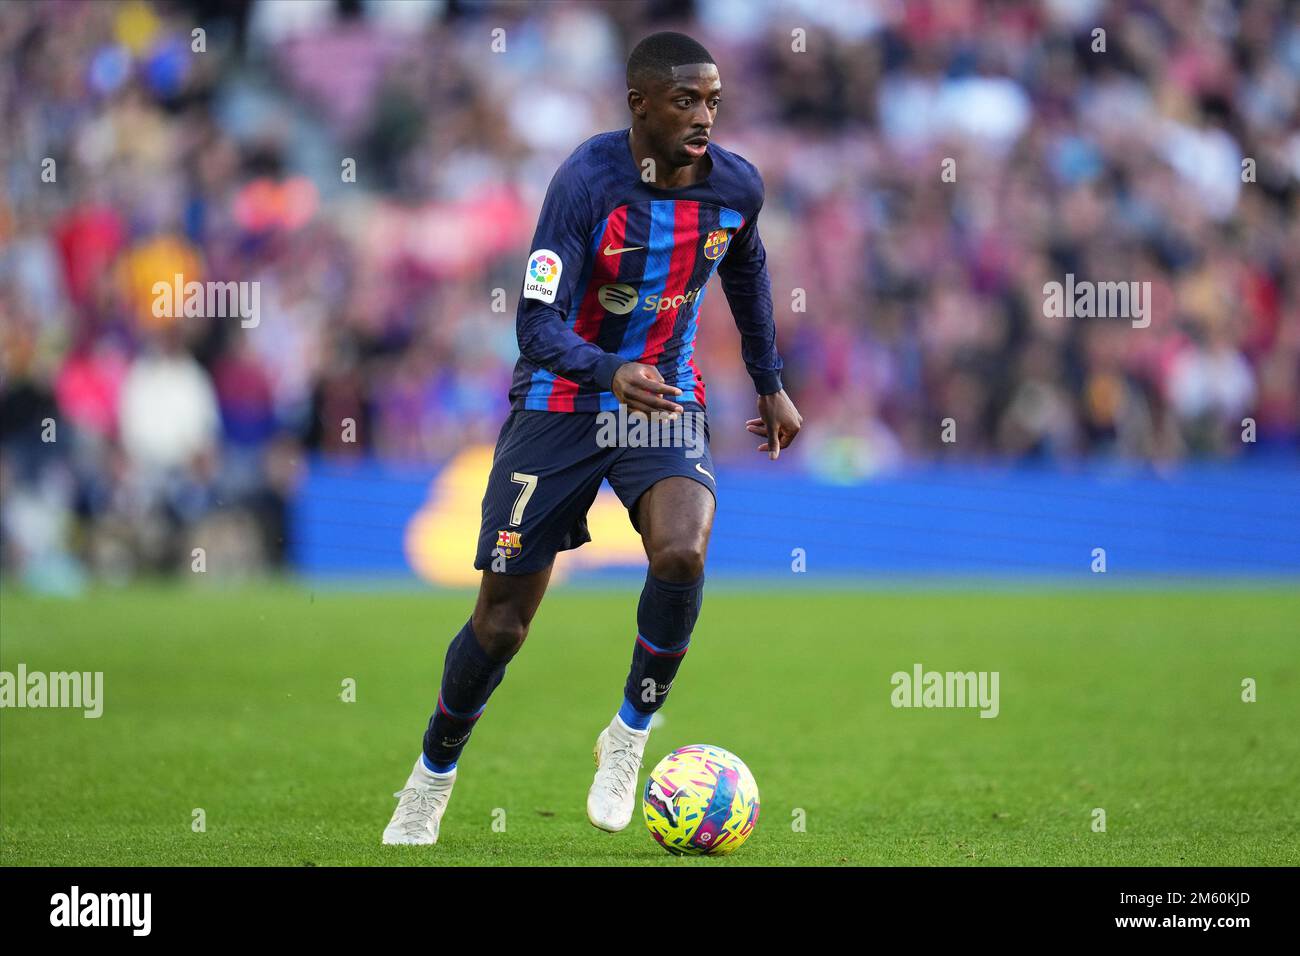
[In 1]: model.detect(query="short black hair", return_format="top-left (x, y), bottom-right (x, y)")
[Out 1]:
top-left (626, 31), bottom-right (715, 90)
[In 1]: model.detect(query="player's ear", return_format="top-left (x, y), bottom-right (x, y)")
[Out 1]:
top-left (627, 88), bottom-right (645, 117)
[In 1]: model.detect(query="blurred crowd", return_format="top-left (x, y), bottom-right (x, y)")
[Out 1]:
top-left (2, 0), bottom-right (1298, 586)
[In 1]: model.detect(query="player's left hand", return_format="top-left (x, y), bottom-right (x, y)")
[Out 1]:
top-left (746, 390), bottom-right (802, 460)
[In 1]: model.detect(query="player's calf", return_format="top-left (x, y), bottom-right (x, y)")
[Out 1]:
top-left (624, 568), bottom-right (703, 718)
top-left (587, 569), bottom-right (705, 832)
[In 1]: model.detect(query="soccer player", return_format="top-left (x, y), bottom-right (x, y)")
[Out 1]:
top-left (383, 31), bottom-right (802, 845)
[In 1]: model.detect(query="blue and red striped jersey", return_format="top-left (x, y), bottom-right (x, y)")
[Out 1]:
top-left (511, 128), bottom-right (784, 412)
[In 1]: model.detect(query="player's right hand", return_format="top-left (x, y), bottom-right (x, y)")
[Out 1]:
top-left (611, 362), bottom-right (685, 418)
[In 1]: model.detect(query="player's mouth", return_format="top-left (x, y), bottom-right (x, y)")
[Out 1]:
top-left (683, 136), bottom-right (709, 158)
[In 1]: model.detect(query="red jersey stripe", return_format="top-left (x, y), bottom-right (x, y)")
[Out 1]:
top-left (641, 201), bottom-right (700, 368)
top-left (546, 206), bottom-right (630, 411)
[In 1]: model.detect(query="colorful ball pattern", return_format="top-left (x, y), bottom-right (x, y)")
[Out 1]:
top-left (642, 744), bottom-right (760, 855)
top-left (528, 254), bottom-right (557, 283)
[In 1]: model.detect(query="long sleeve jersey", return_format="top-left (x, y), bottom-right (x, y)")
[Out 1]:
top-left (511, 127), bottom-right (784, 412)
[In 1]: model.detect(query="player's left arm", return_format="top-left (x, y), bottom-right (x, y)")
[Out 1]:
top-left (717, 181), bottom-right (803, 461)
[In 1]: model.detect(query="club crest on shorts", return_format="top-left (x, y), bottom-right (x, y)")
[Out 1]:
top-left (703, 229), bottom-right (730, 260)
top-left (495, 530), bottom-right (522, 558)
top-left (523, 248), bottom-right (561, 302)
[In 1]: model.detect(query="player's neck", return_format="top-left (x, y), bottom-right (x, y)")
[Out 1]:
top-left (627, 127), bottom-right (710, 189)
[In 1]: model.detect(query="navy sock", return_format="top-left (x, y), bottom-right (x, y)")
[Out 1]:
top-left (620, 570), bottom-right (704, 724)
top-left (422, 619), bottom-right (508, 771)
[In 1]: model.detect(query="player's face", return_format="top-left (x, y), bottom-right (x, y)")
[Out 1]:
top-left (645, 63), bottom-right (721, 168)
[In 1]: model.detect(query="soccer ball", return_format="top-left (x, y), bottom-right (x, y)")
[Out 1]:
top-left (642, 744), bottom-right (760, 855)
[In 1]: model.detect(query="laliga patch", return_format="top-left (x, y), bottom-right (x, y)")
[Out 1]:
top-left (523, 249), bottom-right (562, 302)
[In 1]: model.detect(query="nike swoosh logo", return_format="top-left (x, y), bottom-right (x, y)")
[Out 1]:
top-left (603, 244), bottom-right (644, 256)
top-left (694, 462), bottom-right (714, 482)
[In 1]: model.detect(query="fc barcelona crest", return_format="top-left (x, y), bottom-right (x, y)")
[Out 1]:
top-left (495, 530), bottom-right (522, 558)
top-left (703, 229), bottom-right (730, 260)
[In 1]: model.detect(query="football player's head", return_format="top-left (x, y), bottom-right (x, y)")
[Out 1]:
top-left (626, 31), bottom-right (719, 169)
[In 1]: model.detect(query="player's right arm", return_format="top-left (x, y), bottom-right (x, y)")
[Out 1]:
top-left (516, 160), bottom-right (682, 416)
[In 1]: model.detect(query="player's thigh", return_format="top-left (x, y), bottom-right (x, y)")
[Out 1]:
top-left (474, 410), bottom-right (608, 576)
top-left (635, 475), bottom-right (716, 560)
top-left (605, 400), bottom-right (717, 522)
top-left (605, 403), bottom-right (717, 548)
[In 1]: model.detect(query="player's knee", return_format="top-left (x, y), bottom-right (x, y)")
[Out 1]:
top-left (649, 543), bottom-right (706, 583)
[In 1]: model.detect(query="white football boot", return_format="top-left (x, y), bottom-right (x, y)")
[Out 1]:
top-left (382, 758), bottom-right (456, 845)
top-left (586, 715), bottom-right (651, 832)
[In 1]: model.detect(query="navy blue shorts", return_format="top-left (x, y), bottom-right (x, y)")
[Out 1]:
top-left (474, 402), bottom-right (716, 575)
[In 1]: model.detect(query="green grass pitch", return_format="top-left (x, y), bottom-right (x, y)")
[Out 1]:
top-left (2, 583), bottom-right (1297, 866)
